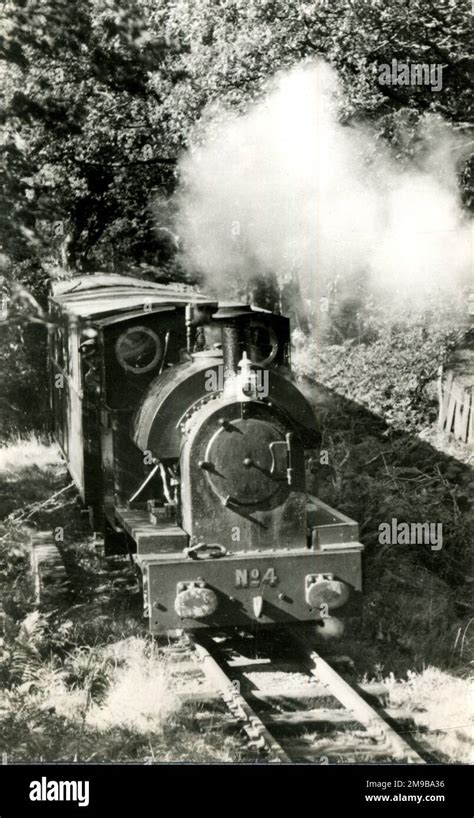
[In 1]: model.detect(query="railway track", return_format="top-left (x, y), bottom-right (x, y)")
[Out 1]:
top-left (27, 535), bottom-right (426, 764)
top-left (175, 630), bottom-right (426, 764)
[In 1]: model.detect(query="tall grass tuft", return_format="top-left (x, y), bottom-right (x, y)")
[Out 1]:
top-left (88, 638), bottom-right (181, 734)
top-left (0, 435), bottom-right (62, 473)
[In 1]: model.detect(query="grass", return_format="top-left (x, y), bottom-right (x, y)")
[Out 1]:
top-left (0, 434), bottom-right (66, 523)
top-left (0, 445), bottom-right (248, 762)
top-left (0, 430), bottom-right (472, 763)
top-left (384, 667), bottom-right (474, 763)
top-left (292, 371), bottom-right (473, 673)
top-left (2, 636), bottom-right (181, 759)
top-left (86, 638), bottom-right (181, 734)
top-left (418, 426), bottom-right (474, 468)
top-left (0, 434), bottom-right (62, 473)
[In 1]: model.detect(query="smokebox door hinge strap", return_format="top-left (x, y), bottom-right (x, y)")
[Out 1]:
top-left (269, 433), bottom-right (294, 485)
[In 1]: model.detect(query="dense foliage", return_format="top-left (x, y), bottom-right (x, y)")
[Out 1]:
top-left (293, 301), bottom-right (468, 432)
top-left (0, 0), bottom-right (471, 275)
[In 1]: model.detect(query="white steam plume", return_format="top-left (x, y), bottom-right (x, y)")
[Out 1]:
top-left (174, 61), bottom-right (472, 308)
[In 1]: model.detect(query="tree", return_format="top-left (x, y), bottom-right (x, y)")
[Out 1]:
top-left (1, 0), bottom-right (471, 278)
top-left (0, 0), bottom-right (181, 273)
top-left (162, 0), bottom-right (472, 186)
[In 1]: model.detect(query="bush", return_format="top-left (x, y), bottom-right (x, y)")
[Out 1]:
top-left (293, 302), bottom-right (465, 433)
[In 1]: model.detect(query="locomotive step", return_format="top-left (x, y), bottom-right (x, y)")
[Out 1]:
top-left (28, 530), bottom-right (69, 604)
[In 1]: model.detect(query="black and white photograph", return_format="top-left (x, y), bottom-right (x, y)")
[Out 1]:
top-left (0, 0), bottom-right (472, 808)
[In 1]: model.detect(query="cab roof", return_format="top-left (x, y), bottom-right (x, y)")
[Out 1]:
top-left (49, 273), bottom-right (217, 321)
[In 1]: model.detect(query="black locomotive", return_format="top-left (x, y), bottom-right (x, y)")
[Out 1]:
top-left (48, 273), bottom-right (363, 634)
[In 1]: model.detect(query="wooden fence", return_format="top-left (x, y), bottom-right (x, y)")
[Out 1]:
top-left (438, 370), bottom-right (473, 444)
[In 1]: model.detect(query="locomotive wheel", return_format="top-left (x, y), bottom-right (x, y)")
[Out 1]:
top-left (28, 530), bottom-right (69, 605)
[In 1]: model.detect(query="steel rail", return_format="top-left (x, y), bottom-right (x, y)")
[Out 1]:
top-left (293, 635), bottom-right (425, 764)
top-left (186, 632), bottom-right (426, 764)
top-left (188, 635), bottom-right (290, 762)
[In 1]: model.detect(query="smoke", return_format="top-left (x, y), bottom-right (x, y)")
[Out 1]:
top-left (174, 61), bottom-right (472, 310)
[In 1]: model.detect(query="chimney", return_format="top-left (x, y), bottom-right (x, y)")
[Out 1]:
top-left (212, 303), bottom-right (252, 395)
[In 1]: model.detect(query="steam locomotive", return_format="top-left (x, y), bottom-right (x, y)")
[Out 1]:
top-left (48, 274), bottom-right (363, 634)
